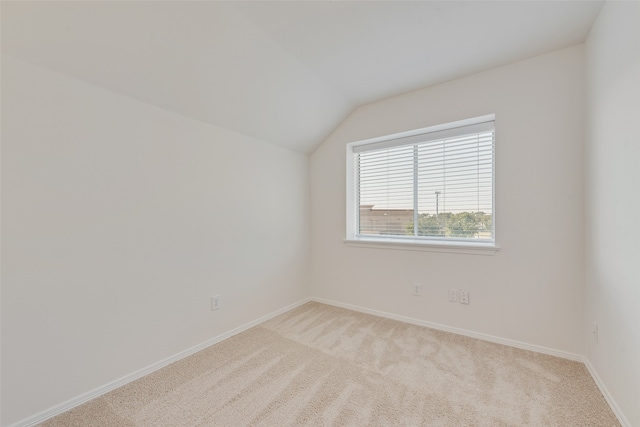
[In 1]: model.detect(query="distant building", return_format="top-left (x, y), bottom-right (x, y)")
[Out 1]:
top-left (359, 205), bottom-right (413, 235)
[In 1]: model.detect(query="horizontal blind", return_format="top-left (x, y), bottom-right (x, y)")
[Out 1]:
top-left (353, 121), bottom-right (494, 154)
top-left (356, 122), bottom-right (494, 241)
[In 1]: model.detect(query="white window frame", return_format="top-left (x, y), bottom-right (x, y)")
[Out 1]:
top-left (345, 114), bottom-right (498, 255)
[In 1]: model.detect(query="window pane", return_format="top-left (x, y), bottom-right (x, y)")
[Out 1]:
top-left (416, 132), bottom-right (493, 240)
top-left (358, 145), bottom-right (414, 236)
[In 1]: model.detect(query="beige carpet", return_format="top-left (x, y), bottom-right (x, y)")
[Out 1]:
top-left (39, 302), bottom-right (619, 426)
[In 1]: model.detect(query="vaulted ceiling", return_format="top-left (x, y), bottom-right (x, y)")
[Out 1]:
top-left (1, 1), bottom-right (603, 154)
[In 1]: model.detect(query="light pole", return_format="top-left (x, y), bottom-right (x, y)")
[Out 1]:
top-left (435, 191), bottom-right (441, 217)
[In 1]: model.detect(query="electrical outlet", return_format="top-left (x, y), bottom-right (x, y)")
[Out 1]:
top-left (211, 295), bottom-right (220, 311)
top-left (448, 289), bottom-right (459, 302)
top-left (413, 283), bottom-right (422, 296)
top-left (591, 322), bottom-right (598, 343)
top-left (459, 290), bottom-right (469, 304)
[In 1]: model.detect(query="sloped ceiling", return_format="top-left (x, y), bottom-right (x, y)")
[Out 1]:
top-left (1, 1), bottom-right (603, 154)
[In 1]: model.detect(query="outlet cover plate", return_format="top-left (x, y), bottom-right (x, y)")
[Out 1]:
top-left (413, 283), bottom-right (422, 296)
top-left (460, 290), bottom-right (469, 304)
top-left (211, 295), bottom-right (220, 311)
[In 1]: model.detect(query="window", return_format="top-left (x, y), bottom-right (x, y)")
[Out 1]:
top-left (346, 115), bottom-right (496, 253)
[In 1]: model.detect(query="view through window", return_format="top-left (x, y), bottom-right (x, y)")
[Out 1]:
top-left (349, 117), bottom-right (495, 245)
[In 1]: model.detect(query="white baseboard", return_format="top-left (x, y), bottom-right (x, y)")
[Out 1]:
top-left (311, 297), bottom-right (584, 361)
top-left (10, 296), bottom-right (630, 427)
top-left (583, 357), bottom-right (632, 427)
top-left (9, 298), bottom-right (312, 427)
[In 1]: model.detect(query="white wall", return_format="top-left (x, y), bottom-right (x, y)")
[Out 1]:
top-left (584, 2), bottom-right (640, 426)
top-left (310, 46), bottom-right (586, 355)
top-left (0, 55), bottom-right (309, 426)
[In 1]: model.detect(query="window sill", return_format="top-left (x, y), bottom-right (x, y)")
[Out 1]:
top-left (344, 238), bottom-right (499, 255)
